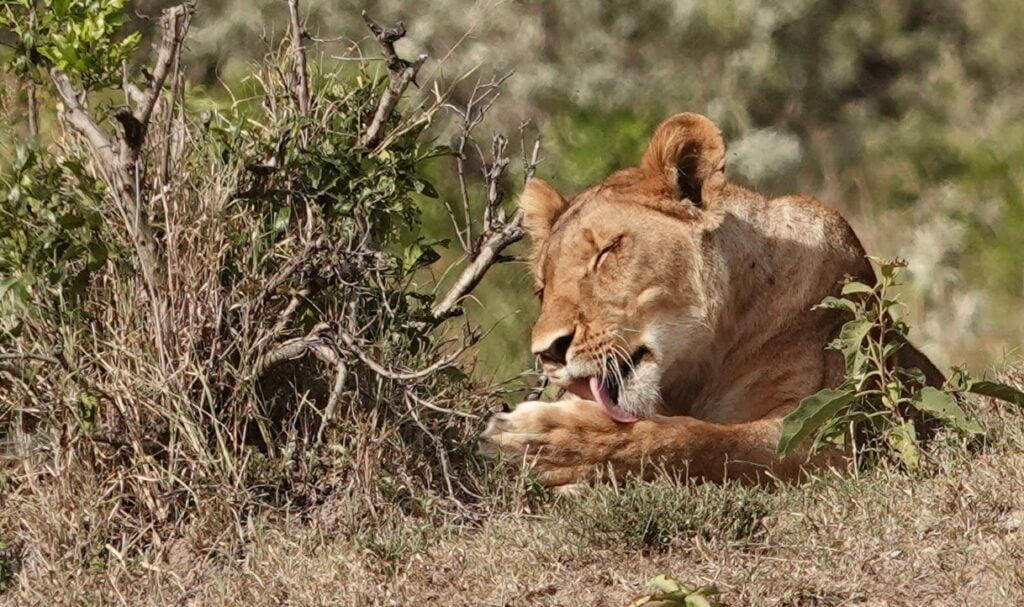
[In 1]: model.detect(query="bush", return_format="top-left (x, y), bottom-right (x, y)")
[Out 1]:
top-left (0, 1), bottom-right (535, 591)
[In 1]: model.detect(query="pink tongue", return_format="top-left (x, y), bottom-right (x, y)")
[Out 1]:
top-left (588, 376), bottom-right (640, 424)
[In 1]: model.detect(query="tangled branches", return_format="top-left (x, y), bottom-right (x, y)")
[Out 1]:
top-left (0, 0), bottom-right (538, 585)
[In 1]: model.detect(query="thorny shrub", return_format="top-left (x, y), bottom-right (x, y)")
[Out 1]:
top-left (0, 1), bottom-right (536, 589)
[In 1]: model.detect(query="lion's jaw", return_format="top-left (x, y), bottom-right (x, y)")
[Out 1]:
top-left (537, 298), bottom-right (715, 422)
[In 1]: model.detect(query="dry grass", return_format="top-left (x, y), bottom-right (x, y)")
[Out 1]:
top-left (4, 369), bottom-right (1021, 606)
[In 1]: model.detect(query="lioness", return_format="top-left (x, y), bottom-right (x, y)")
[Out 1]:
top-left (481, 112), bottom-right (943, 488)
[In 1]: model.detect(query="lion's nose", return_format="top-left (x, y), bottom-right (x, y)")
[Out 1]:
top-left (533, 330), bottom-right (575, 366)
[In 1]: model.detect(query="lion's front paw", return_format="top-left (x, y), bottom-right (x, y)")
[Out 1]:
top-left (479, 399), bottom-right (627, 487)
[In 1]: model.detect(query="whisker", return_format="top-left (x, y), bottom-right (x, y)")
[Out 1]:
top-left (658, 319), bottom-right (712, 331)
top-left (609, 343), bottom-right (628, 390)
top-left (609, 340), bottom-right (636, 375)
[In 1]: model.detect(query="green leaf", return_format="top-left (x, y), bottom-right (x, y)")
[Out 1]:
top-left (968, 380), bottom-right (1024, 407)
top-left (835, 318), bottom-right (872, 375)
top-left (58, 213), bottom-right (85, 229)
top-left (52, 0), bottom-right (71, 17)
top-left (777, 387), bottom-right (857, 457)
top-left (13, 144), bottom-right (33, 171)
top-left (0, 276), bottom-right (21, 300)
top-left (271, 207), bottom-right (291, 234)
top-left (402, 238), bottom-right (448, 272)
top-left (841, 281), bottom-right (874, 296)
top-left (887, 421), bottom-right (920, 470)
top-left (86, 241), bottom-right (108, 270)
top-left (650, 575), bottom-right (684, 595)
top-left (912, 387), bottom-right (983, 434)
top-left (412, 179), bottom-right (438, 198)
top-left (812, 296), bottom-right (858, 314)
top-left (685, 596), bottom-right (713, 607)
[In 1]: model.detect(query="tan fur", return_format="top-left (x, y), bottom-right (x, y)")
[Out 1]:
top-left (521, 178), bottom-right (568, 269)
top-left (481, 112), bottom-right (942, 487)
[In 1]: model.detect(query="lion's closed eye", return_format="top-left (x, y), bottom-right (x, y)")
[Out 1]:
top-left (593, 234), bottom-right (624, 271)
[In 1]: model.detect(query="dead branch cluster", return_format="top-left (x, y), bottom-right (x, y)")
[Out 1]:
top-left (244, 3), bottom-right (539, 441)
top-left (40, 1), bottom-right (533, 431)
top-left (0, 0), bottom-right (546, 553)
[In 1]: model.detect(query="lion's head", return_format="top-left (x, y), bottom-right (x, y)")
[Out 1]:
top-left (522, 113), bottom-right (733, 422)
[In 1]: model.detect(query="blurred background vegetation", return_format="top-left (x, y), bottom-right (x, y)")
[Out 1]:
top-left (5, 0), bottom-right (1023, 382)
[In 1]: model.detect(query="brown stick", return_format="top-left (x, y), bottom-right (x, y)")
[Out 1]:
top-left (336, 329), bottom-right (468, 381)
top-left (358, 12), bottom-right (427, 149)
top-left (50, 72), bottom-right (118, 167)
top-left (318, 361), bottom-right (348, 442)
top-left (52, 70), bottom-right (166, 296)
top-left (26, 80), bottom-right (38, 138)
top-left (431, 124), bottom-right (533, 321)
top-left (287, 0), bottom-right (311, 115)
top-left (50, 3), bottom-right (196, 316)
top-left (135, 4), bottom-right (193, 134)
top-left (431, 212), bottom-right (524, 320)
top-left (25, 3), bottom-right (38, 138)
top-left (253, 334), bottom-right (340, 378)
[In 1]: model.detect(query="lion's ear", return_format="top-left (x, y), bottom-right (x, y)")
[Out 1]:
top-left (641, 113), bottom-right (726, 207)
top-left (521, 178), bottom-right (568, 250)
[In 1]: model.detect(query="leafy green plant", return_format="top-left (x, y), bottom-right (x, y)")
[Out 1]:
top-left (777, 257), bottom-right (1024, 469)
top-left (628, 575), bottom-right (724, 607)
top-left (0, 143), bottom-right (110, 317)
top-left (1, 0), bottom-right (139, 90)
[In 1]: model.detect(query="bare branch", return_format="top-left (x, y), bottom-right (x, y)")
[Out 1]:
top-left (404, 389), bottom-right (455, 497)
top-left (431, 212), bottom-right (524, 321)
top-left (318, 361), bottom-right (348, 442)
top-left (337, 329), bottom-right (467, 381)
top-left (124, 82), bottom-right (148, 108)
top-left (53, 67), bottom-right (166, 296)
top-left (481, 135), bottom-right (509, 232)
top-left (253, 334), bottom-right (340, 378)
top-left (446, 72), bottom-right (514, 255)
top-left (430, 105), bottom-right (530, 321)
top-left (0, 352), bottom-right (61, 365)
top-left (255, 323), bottom-right (465, 383)
top-left (519, 120), bottom-right (542, 183)
top-left (358, 12), bottom-right (427, 149)
top-left (51, 3), bottom-right (195, 303)
top-left (50, 70), bottom-right (118, 168)
top-left (406, 388), bottom-right (479, 419)
top-left (25, 3), bottom-right (38, 137)
top-left (26, 79), bottom-right (38, 138)
top-left (258, 237), bottom-right (324, 306)
top-left (134, 4), bottom-right (194, 133)
top-left (287, 0), bottom-right (311, 115)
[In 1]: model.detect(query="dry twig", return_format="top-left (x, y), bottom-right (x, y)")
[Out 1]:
top-left (358, 12), bottom-right (427, 149)
top-left (430, 98), bottom-right (540, 321)
top-left (287, 0), bottom-right (311, 115)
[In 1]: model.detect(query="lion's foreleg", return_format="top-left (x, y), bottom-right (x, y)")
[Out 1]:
top-left (482, 400), bottom-right (834, 487)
